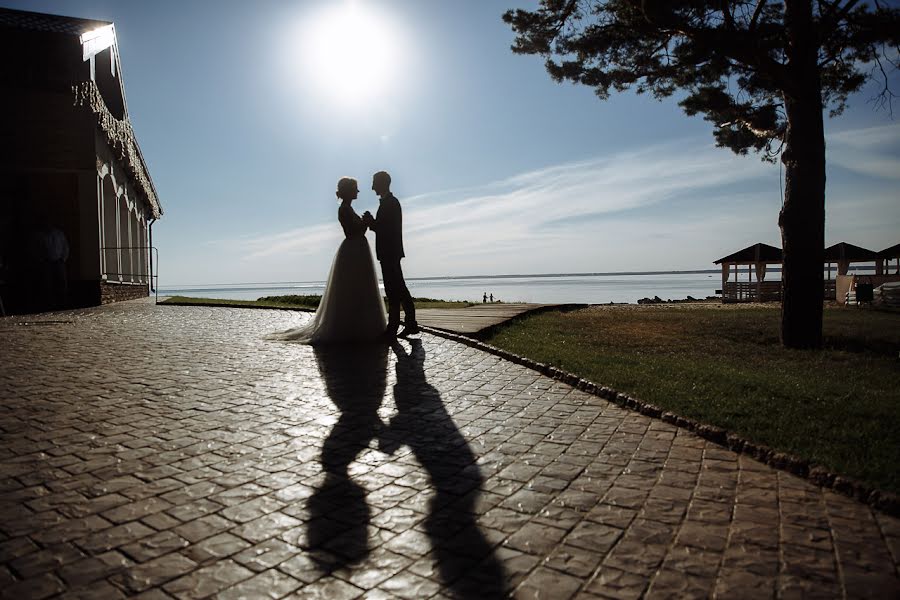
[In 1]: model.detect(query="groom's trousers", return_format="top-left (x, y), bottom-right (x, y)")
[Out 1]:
top-left (381, 259), bottom-right (416, 331)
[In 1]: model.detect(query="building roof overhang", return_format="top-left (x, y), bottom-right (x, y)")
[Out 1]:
top-left (0, 6), bottom-right (161, 218)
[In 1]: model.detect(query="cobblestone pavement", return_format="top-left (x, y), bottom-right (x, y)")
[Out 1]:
top-left (1, 300), bottom-right (898, 599)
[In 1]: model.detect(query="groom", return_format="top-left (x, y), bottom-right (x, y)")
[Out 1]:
top-left (363, 171), bottom-right (418, 338)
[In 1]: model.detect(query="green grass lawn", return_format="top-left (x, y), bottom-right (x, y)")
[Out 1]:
top-left (160, 295), bottom-right (476, 310)
top-left (483, 304), bottom-right (900, 494)
top-left (159, 295), bottom-right (317, 310)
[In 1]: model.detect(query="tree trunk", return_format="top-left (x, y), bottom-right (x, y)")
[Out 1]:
top-left (779, 0), bottom-right (826, 349)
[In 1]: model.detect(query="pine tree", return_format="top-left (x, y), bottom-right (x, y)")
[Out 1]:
top-left (504, 0), bottom-right (900, 348)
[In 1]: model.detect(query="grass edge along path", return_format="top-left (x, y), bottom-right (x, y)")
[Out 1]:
top-left (477, 304), bottom-right (900, 507)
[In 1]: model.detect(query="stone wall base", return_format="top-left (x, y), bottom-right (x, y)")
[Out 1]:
top-left (100, 281), bottom-right (149, 304)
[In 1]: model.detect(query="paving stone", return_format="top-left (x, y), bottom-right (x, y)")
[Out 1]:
top-left (645, 569), bottom-right (714, 599)
top-left (382, 528), bottom-right (432, 559)
top-left (714, 567), bottom-right (776, 599)
top-left (584, 567), bottom-right (648, 599)
top-left (584, 503), bottom-right (637, 529)
top-left (485, 546), bottom-right (540, 592)
top-left (660, 544), bottom-right (720, 578)
top-left (533, 504), bottom-right (583, 530)
top-left (503, 522), bottom-right (567, 555)
top-left (676, 520), bottom-right (729, 552)
top-left (9, 543), bottom-right (85, 578)
top-left (173, 514), bottom-right (235, 544)
top-left (231, 538), bottom-right (299, 572)
top-left (141, 511), bottom-right (183, 532)
top-left (501, 489), bottom-right (554, 515)
top-left (781, 523), bottom-right (834, 552)
top-left (288, 575), bottom-right (363, 599)
top-left (564, 520), bottom-right (622, 554)
top-left (0, 572), bottom-right (66, 599)
top-left (480, 507), bottom-right (532, 534)
top-left (111, 552), bottom-right (199, 593)
top-left (182, 532), bottom-right (252, 564)
top-left (162, 559), bottom-right (254, 599)
top-left (58, 550), bottom-right (133, 587)
top-left (76, 520), bottom-right (156, 554)
top-left (65, 579), bottom-right (128, 599)
top-left (337, 548), bottom-right (412, 589)
top-left (102, 497), bottom-right (174, 524)
top-left (165, 499), bottom-right (223, 523)
top-left (514, 566), bottom-right (582, 599)
top-left (544, 543), bottom-right (603, 578)
top-left (120, 530), bottom-right (191, 563)
top-left (840, 566), bottom-right (900, 599)
top-left (231, 512), bottom-right (302, 545)
top-left (377, 570), bottom-right (442, 599)
top-left (30, 515), bottom-right (112, 545)
top-left (278, 551), bottom-right (330, 584)
top-left (602, 519), bottom-right (677, 577)
top-left (0, 536), bottom-right (39, 563)
top-left (216, 568), bottom-right (302, 599)
top-left (220, 496), bottom-right (286, 524)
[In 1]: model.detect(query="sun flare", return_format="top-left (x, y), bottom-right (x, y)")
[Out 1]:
top-left (299, 2), bottom-right (400, 108)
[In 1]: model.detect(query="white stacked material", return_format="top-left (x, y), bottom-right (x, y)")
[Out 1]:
top-left (874, 282), bottom-right (900, 308)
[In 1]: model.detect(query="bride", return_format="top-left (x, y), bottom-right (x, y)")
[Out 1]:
top-left (268, 177), bottom-right (386, 344)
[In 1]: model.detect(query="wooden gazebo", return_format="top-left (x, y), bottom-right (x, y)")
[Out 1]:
top-left (714, 243), bottom-right (783, 302)
top-left (824, 242), bottom-right (880, 276)
top-left (715, 241), bottom-right (900, 305)
top-left (824, 242), bottom-right (880, 300)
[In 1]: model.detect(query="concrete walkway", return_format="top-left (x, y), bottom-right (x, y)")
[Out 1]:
top-left (0, 300), bottom-right (897, 598)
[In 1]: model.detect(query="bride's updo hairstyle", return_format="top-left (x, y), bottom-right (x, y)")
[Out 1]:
top-left (336, 177), bottom-right (358, 201)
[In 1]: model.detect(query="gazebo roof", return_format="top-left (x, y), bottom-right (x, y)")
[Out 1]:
top-left (715, 243), bottom-right (782, 265)
top-left (879, 243), bottom-right (900, 259)
top-left (823, 242), bottom-right (879, 262)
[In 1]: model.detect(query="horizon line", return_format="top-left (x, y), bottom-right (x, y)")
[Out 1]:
top-left (158, 268), bottom-right (730, 289)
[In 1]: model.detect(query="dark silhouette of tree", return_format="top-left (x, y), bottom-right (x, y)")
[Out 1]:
top-left (504, 0), bottom-right (900, 348)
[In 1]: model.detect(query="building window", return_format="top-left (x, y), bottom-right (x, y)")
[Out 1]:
top-left (101, 175), bottom-right (118, 279)
top-left (119, 195), bottom-right (131, 282)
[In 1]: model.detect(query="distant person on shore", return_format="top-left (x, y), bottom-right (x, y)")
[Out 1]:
top-left (483, 292), bottom-right (487, 303)
top-left (490, 293), bottom-right (494, 303)
top-left (363, 171), bottom-right (418, 338)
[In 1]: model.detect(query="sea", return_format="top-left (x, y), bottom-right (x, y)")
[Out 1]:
top-left (158, 271), bottom-right (739, 305)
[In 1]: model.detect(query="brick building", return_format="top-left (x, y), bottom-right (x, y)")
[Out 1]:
top-left (0, 7), bottom-right (162, 314)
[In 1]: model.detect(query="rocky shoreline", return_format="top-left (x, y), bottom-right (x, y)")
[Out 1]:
top-left (636, 294), bottom-right (721, 304)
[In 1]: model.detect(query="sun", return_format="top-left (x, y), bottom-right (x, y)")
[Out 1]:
top-left (298, 2), bottom-right (400, 108)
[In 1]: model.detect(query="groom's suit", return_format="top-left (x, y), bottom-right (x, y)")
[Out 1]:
top-left (371, 193), bottom-right (416, 333)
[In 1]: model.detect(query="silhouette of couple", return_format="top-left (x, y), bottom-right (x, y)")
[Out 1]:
top-left (309, 339), bottom-right (506, 598)
top-left (269, 171), bottom-right (418, 344)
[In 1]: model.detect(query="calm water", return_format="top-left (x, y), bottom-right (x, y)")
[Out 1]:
top-left (160, 271), bottom-right (730, 304)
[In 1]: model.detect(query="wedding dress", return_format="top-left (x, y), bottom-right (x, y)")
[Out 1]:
top-left (268, 203), bottom-right (386, 344)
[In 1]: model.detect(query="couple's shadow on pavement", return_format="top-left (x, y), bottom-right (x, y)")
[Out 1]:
top-left (309, 338), bottom-right (505, 598)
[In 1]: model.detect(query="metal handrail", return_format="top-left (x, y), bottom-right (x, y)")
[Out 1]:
top-left (98, 245), bottom-right (158, 303)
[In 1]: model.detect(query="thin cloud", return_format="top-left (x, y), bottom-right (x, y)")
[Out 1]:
top-left (220, 126), bottom-right (892, 281)
top-left (828, 122), bottom-right (900, 180)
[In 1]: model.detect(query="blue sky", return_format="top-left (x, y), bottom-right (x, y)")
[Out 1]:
top-left (7, 0), bottom-right (900, 285)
